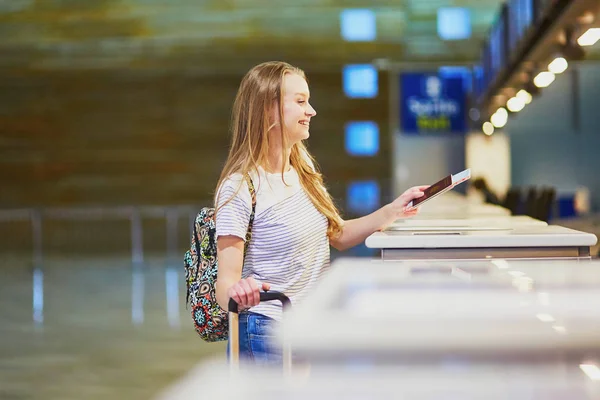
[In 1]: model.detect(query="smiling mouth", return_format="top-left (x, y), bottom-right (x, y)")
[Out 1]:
top-left (299, 121), bottom-right (310, 127)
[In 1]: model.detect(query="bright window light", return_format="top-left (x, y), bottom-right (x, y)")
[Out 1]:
top-left (345, 121), bottom-right (379, 156)
top-left (347, 181), bottom-right (380, 214)
top-left (343, 64), bottom-right (378, 98)
top-left (577, 28), bottom-right (600, 46)
top-left (552, 325), bottom-right (567, 334)
top-left (548, 57), bottom-right (568, 74)
top-left (580, 364), bottom-right (600, 380)
top-left (340, 9), bottom-right (377, 42)
top-left (536, 313), bottom-right (555, 323)
top-left (437, 8), bottom-right (471, 40)
top-left (533, 71), bottom-right (556, 88)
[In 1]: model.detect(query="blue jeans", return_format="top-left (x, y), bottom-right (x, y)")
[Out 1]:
top-left (227, 311), bottom-right (282, 366)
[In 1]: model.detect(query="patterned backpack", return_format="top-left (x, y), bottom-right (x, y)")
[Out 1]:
top-left (184, 176), bottom-right (256, 342)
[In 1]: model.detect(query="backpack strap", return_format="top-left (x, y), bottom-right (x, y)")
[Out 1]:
top-left (188, 216), bottom-right (203, 307)
top-left (243, 174), bottom-right (257, 254)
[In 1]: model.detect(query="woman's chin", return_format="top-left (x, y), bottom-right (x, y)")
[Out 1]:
top-left (292, 133), bottom-right (310, 143)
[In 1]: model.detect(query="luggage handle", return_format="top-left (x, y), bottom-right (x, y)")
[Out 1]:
top-left (228, 291), bottom-right (291, 314)
top-left (228, 290), bottom-right (292, 372)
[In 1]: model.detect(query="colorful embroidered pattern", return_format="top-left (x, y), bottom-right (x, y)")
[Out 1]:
top-left (184, 176), bottom-right (255, 342)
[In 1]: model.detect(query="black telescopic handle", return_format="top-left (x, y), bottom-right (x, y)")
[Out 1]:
top-left (228, 291), bottom-right (291, 314)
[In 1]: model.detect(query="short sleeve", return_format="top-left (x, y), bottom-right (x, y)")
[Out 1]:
top-left (215, 175), bottom-right (253, 241)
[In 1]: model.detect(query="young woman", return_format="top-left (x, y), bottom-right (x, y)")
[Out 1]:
top-left (214, 61), bottom-right (426, 365)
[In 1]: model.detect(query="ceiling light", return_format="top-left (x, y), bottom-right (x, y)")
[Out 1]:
top-left (516, 89), bottom-right (532, 104)
top-left (533, 71), bottom-right (555, 88)
top-left (577, 28), bottom-right (600, 46)
top-left (495, 107), bottom-right (508, 119)
top-left (482, 121), bottom-right (494, 136)
top-left (548, 57), bottom-right (568, 74)
top-left (506, 96), bottom-right (525, 112)
top-left (491, 111), bottom-right (507, 128)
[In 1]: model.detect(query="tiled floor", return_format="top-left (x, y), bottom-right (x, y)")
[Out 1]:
top-left (0, 254), bottom-right (225, 400)
top-left (0, 204), bottom-right (378, 399)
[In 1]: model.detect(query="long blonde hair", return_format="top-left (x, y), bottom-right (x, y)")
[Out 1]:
top-left (215, 61), bottom-right (343, 239)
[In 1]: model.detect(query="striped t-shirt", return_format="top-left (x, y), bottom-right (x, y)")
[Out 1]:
top-left (215, 166), bottom-right (330, 321)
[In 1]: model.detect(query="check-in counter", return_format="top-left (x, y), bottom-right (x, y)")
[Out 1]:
top-left (278, 258), bottom-right (600, 362)
top-left (415, 202), bottom-right (512, 218)
top-left (366, 225), bottom-right (597, 260)
top-left (161, 258), bottom-right (600, 400)
top-left (162, 356), bottom-right (600, 400)
top-left (389, 215), bottom-right (547, 230)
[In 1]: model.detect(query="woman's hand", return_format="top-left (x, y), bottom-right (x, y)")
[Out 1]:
top-left (227, 277), bottom-right (271, 310)
top-left (380, 185), bottom-right (429, 229)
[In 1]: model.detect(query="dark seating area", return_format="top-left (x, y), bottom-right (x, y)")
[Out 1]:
top-left (501, 186), bottom-right (556, 222)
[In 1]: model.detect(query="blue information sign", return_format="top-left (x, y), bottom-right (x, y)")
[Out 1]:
top-left (400, 73), bottom-right (466, 134)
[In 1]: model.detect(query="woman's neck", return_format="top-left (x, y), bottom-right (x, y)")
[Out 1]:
top-left (264, 147), bottom-right (291, 174)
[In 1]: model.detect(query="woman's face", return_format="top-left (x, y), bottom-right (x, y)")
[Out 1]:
top-left (273, 73), bottom-right (317, 146)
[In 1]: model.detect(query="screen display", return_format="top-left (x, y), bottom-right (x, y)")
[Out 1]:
top-left (508, 0), bottom-right (520, 55)
top-left (411, 175), bottom-right (453, 208)
top-left (520, 0), bottom-right (534, 39)
top-left (477, 0), bottom-right (535, 107)
top-left (508, 0), bottom-right (534, 60)
top-left (492, 6), bottom-right (507, 77)
top-left (479, 42), bottom-right (491, 99)
top-left (486, 4), bottom-right (508, 88)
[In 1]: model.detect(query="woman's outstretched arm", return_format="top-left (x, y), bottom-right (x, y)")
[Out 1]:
top-left (329, 185), bottom-right (428, 251)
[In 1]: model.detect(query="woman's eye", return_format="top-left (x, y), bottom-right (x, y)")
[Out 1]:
top-left (298, 100), bottom-right (306, 104)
